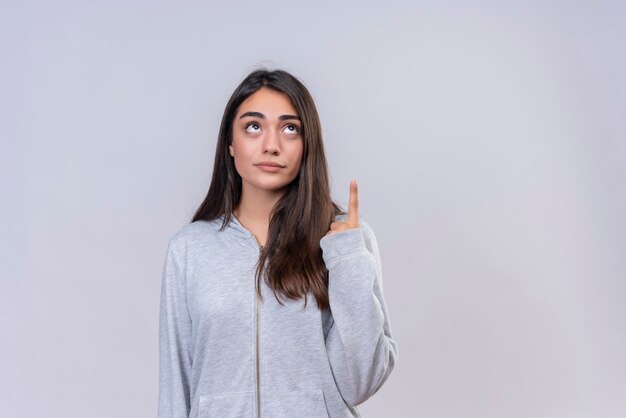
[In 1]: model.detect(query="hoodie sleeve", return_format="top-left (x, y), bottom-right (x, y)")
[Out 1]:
top-left (158, 240), bottom-right (193, 418)
top-left (319, 218), bottom-right (398, 407)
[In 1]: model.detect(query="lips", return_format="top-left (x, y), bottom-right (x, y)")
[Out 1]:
top-left (256, 161), bottom-right (285, 167)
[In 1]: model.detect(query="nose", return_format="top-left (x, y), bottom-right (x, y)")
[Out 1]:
top-left (263, 128), bottom-right (280, 155)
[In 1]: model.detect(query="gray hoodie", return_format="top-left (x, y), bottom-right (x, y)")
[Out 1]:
top-left (158, 213), bottom-right (397, 418)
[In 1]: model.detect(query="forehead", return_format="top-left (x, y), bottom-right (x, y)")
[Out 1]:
top-left (236, 87), bottom-right (298, 116)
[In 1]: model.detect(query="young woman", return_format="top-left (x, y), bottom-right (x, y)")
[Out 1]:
top-left (158, 69), bottom-right (397, 418)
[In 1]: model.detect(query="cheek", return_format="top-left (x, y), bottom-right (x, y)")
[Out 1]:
top-left (230, 137), bottom-right (251, 160)
top-left (229, 140), bottom-right (249, 175)
top-left (296, 142), bottom-right (304, 162)
top-left (291, 144), bottom-right (304, 172)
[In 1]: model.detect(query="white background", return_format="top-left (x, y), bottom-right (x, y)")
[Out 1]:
top-left (2, 1), bottom-right (625, 417)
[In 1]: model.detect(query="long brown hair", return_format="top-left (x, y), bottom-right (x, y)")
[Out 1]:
top-left (191, 68), bottom-right (344, 310)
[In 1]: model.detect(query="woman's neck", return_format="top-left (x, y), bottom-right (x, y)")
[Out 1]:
top-left (233, 184), bottom-right (284, 245)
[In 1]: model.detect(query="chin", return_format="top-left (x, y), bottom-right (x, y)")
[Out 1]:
top-left (247, 179), bottom-right (293, 192)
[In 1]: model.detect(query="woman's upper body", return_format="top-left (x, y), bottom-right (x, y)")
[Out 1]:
top-left (158, 68), bottom-right (397, 417)
top-left (158, 212), bottom-right (397, 418)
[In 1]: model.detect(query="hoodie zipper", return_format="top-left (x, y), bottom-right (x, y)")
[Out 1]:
top-left (234, 214), bottom-right (263, 418)
top-left (256, 242), bottom-right (264, 418)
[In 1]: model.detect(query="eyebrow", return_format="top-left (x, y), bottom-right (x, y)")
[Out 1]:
top-left (239, 111), bottom-right (300, 121)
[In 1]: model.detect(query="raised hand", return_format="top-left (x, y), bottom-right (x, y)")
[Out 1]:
top-left (325, 179), bottom-right (360, 236)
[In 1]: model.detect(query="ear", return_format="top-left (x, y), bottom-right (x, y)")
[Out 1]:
top-left (228, 144), bottom-right (234, 157)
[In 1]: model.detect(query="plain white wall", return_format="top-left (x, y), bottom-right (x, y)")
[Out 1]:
top-left (2, 1), bottom-right (625, 417)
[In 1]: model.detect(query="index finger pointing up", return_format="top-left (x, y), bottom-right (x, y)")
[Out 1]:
top-left (348, 178), bottom-right (359, 226)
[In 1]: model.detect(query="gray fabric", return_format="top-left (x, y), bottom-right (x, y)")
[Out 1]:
top-left (158, 213), bottom-right (398, 418)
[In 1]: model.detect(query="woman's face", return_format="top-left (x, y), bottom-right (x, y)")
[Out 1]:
top-left (229, 87), bottom-right (304, 195)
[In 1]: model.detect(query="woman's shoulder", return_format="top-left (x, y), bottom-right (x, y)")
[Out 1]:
top-left (166, 218), bottom-right (224, 253)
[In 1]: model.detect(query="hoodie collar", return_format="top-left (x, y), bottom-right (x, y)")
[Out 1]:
top-left (217, 213), bottom-right (252, 239)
